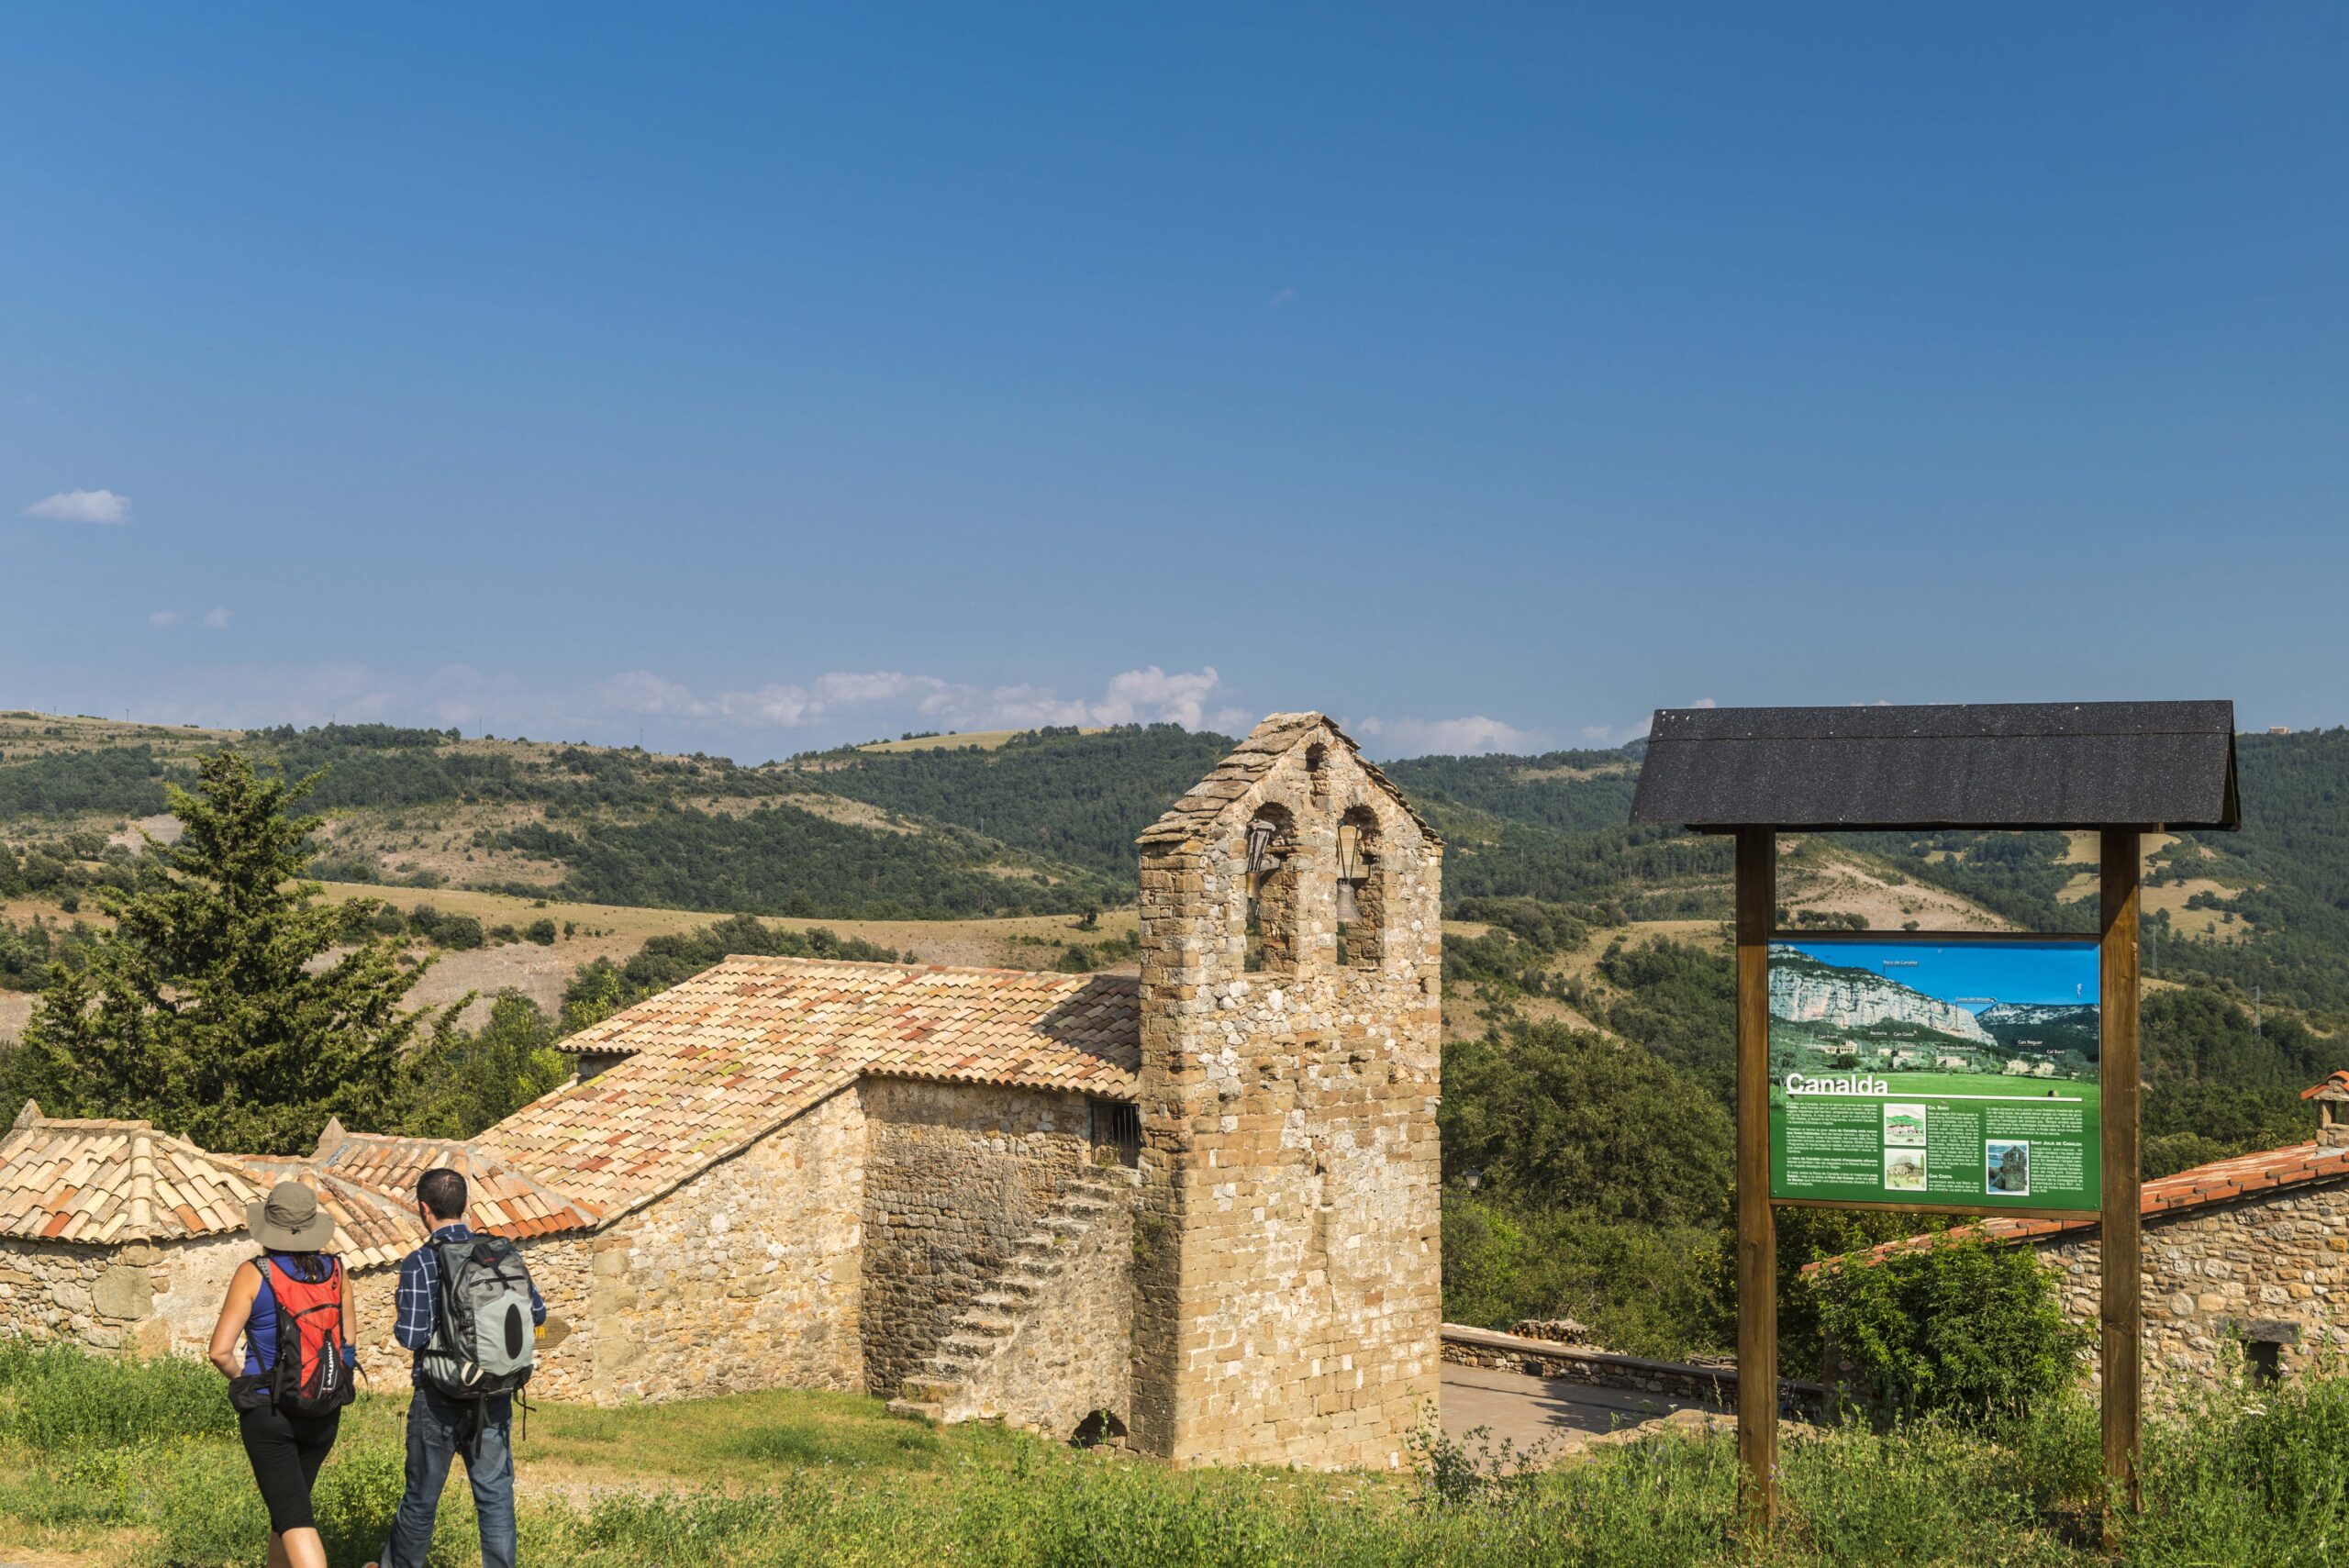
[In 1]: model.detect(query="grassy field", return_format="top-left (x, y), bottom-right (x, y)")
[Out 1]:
top-left (853, 728), bottom-right (1116, 754)
top-left (0, 883), bottom-right (1144, 1040)
top-left (4, 1340), bottom-right (2348, 1567)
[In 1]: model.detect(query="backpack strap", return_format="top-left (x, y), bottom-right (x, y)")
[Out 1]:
top-left (261, 1255), bottom-right (295, 1377)
top-left (429, 1239), bottom-right (470, 1357)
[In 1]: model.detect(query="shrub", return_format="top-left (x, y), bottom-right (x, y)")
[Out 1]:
top-left (406, 906), bottom-right (484, 951)
top-left (1809, 1234), bottom-right (2090, 1419)
top-left (0, 1340), bottom-right (230, 1450)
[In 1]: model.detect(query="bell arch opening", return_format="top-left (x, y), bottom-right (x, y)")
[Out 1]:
top-left (1335, 806), bottom-right (1386, 968)
top-left (1241, 804), bottom-right (1300, 973)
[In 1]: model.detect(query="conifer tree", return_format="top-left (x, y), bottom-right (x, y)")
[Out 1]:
top-left (11, 751), bottom-right (429, 1153)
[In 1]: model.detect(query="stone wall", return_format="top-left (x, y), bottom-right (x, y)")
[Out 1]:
top-left (584, 1084), bottom-right (866, 1404)
top-left (0, 1239), bottom-right (159, 1352)
top-left (921, 1167), bottom-right (1138, 1440)
top-left (1, 1221), bottom-right (589, 1397)
top-left (1132, 722), bottom-right (1444, 1471)
top-left (859, 1075), bottom-right (1092, 1397)
top-left (2034, 1182), bottom-right (2349, 1390)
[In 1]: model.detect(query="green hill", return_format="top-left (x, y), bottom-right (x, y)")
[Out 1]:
top-left (11, 712), bottom-right (2349, 1026)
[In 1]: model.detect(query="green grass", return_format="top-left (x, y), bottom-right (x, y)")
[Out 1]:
top-left (5, 1347), bottom-right (2349, 1566)
top-left (528, 1386), bottom-right (970, 1479)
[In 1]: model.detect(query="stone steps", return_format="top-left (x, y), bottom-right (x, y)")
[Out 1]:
top-left (888, 1167), bottom-right (1136, 1425)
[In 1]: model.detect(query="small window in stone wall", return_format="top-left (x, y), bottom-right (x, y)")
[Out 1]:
top-left (1090, 1098), bottom-right (1140, 1167)
top-left (1242, 805), bottom-right (1299, 973)
top-left (1335, 806), bottom-right (1385, 968)
top-left (2234, 1318), bottom-right (2297, 1387)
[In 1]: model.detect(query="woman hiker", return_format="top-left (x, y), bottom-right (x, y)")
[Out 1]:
top-left (207, 1180), bottom-right (361, 1568)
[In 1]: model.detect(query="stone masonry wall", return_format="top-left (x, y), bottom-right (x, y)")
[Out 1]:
top-left (945, 1168), bottom-right (1138, 1440)
top-left (2034, 1183), bottom-right (2349, 1390)
top-left (584, 1084), bottom-right (866, 1405)
top-left (859, 1075), bottom-right (1092, 1397)
top-left (1, 1224), bottom-right (588, 1398)
top-left (1132, 722), bottom-right (1444, 1471)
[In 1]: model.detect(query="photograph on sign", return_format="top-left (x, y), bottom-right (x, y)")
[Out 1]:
top-left (1767, 935), bottom-right (2100, 1212)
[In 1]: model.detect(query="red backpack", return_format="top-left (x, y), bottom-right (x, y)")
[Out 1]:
top-left (261, 1256), bottom-right (355, 1417)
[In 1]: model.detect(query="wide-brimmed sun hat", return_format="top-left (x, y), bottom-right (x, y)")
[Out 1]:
top-left (246, 1180), bottom-right (336, 1252)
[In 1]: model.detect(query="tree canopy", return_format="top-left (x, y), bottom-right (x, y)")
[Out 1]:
top-left (4, 752), bottom-right (429, 1153)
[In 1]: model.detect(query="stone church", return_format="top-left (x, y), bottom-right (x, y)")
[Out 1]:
top-left (0, 714), bottom-right (1444, 1470)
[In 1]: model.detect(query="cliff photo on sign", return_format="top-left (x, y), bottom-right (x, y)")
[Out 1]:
top-left (1767, 935), bottom-right (2100, 1211)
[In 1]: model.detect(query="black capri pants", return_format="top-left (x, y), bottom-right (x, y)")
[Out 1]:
top-left (237, 1404), bottom-right (342, 1534)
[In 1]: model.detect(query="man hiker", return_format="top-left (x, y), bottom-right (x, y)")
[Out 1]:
top-left (367, 1167), bottom-right (546, 1568)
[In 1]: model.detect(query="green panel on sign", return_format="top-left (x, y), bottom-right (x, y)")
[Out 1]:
top-left (1767, 935), bottom-right (2100, 1213)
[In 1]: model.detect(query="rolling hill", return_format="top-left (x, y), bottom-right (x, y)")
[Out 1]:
top-left (6, 707), bottom-right (2349, 1182)
top-left (7, 713), bottom-right (2349, 1012)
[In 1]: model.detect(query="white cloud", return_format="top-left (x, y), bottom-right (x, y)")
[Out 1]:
top-left (1269, 287), bottom-right (1297, 307)
top-left (201, 606), bottom-right (233, 630)
top-left (131, 661), bottom-right (550, 735)
top-left (1353, 714), bottom-right (1540, 756)
top-left (1692, 696), bottom-right (1718, 708)
top-left (26, 488), bottom-right (130, 524)
top-left (149, 610), bottom-right (182, 628)
top-left (1580, 724), bottom-right (1614, 741)
top-left (599, 663), bottom-right (1238, 738)
top-left (105, 660), bottom-right (1255, 761)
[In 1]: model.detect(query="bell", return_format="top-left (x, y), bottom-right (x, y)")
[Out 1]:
top-left (1336, 878), bottom-right (1360, 925)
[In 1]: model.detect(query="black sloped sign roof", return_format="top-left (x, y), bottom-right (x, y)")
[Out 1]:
top-left (1630, 700), bottom-right (2239, 832)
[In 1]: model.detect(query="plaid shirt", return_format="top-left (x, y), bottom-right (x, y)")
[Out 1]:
top-left (394, 1222), bottom-right (548, 1387)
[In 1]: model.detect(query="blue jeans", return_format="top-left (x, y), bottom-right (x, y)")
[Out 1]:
top-left (380, 1388), bottom-right (515, 1568)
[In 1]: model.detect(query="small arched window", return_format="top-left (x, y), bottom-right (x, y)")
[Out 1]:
top-left (1242, 805), bottom-right (1298, 973)
top-left (1335, 806), bottom-right (1385, 968)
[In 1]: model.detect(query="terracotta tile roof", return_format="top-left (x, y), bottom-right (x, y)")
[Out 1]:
top-left (484, 957), bottom-right (1141, 1218)
top-left (1811, 1139), bottom-right (2349, 1273)
top-left (1138, 712), bottom-right (1438, 850)
top-left (233, 1159), bottom-right (420, 1271)
top-left (0, 1102), bottom-right (262, 1246)
top-left (305, 1121), bottom-right (603, 1241)
top-left (2301, 1070), bottom-right (2349, 1101)
top-left (0, 958), bottom-right (1139, 1256)
top-left (0, 1103), bottom-right (600, 1270)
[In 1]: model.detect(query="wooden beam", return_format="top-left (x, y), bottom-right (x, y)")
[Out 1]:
top-left (2099, 828), bottom-right (2143, 1514)
top-left (1735, 827), bottom-right (1778, 1534)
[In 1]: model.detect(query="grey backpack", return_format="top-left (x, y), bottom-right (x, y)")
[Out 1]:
top-left (419, 1235), bottom-right (536, 1399)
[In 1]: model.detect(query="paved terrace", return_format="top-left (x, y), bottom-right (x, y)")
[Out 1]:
top-left (1440, 1362), bottom-right (1706, 1453)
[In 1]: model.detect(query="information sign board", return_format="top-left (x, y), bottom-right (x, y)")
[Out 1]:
top-left (1767, 934), bottom-right (2100, 1212)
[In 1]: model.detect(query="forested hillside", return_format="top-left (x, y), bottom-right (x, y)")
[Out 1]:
top-left (774, 725), bottom-right (1232, 881)
top-left (9, 715), bottom-right (2349, 1015)
top-left (0, 714), bottom-right (1119, 921)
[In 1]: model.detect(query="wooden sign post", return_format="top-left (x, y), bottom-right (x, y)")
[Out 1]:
top-left (1729, 828), bottom-right (2143, 1530)
top-left (2099, 829), bottom-right (2143, 1511)
top-left (1734, 828), bottom-right (1778, 1529)
top-left (1632, 702), bottom-right (2241, 1539)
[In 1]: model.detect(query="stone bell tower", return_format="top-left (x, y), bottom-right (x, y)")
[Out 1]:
top-left (1129, 713), bottom-right (1442, 1469)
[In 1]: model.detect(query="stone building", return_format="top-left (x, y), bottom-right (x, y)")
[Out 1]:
top-left (1130, 712), bottom-right (1444, 1467)
top-left (0, 714), bottom-right (1442, 1470)
top-left (1830, 1071), bottom-right (2349, 1391)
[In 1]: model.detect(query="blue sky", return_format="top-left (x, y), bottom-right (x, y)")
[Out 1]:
top-left (1784, 939), bottom-right (2098, 1010)
top-left (5, 6), bottom-right (2344, 761)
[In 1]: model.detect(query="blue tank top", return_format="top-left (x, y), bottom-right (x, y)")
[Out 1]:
top-left (241, 1253), bottom-right (341, 1376)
